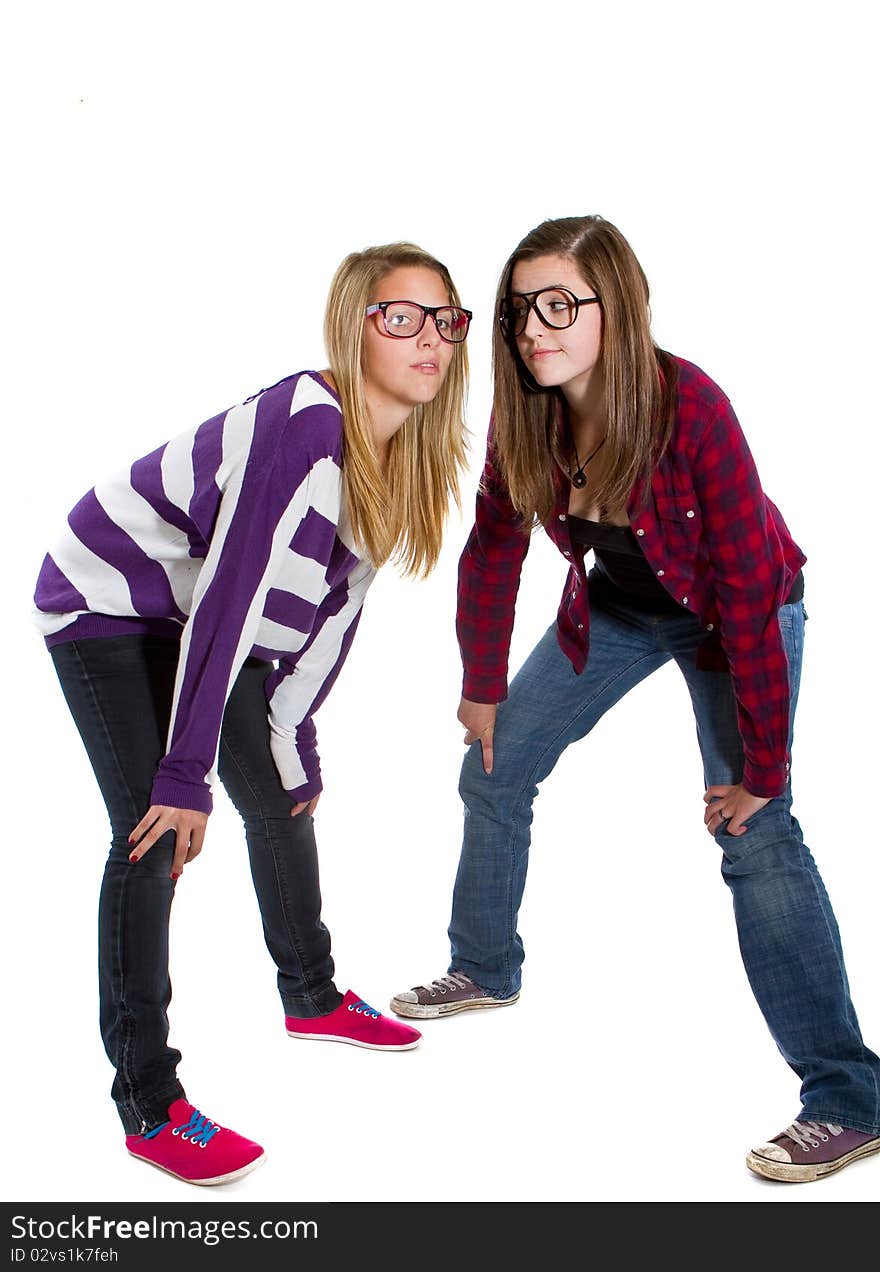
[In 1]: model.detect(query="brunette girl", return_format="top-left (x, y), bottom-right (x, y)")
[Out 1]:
top-left (392, 216), bottom-right (879, 1184)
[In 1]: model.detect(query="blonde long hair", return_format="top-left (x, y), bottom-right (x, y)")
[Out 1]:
top-left (324, 243), bottom-right (468, 576)
top-left (491, 215), bottom-right (678, 526)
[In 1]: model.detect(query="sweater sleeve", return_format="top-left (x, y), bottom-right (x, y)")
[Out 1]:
top-left (264, 556), bottom-right (375, 802)
top-left (149, 400), bottom-right (335, 814)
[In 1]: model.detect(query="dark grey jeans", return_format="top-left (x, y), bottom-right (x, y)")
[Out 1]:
top-left (50, 633), bottom-right (343, 1133)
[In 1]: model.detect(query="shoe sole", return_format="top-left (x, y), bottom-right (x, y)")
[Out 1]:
top-left (286, 1029), bottom-right (420, 1051)
top-left (127, 1147), bottom-right (266, 1186)
top-left (746, 1136), bottom-right (880, 1182)
top-left (389, 992), bottom-right (520, 1019)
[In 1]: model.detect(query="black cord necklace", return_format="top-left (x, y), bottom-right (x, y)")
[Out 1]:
top-left (569, 436), bottom-right (605, 488)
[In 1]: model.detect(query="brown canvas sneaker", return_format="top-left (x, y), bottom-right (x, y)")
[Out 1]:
top-left (747, 1119), bottom-right (880, 1182)
top-left (390, 972), bottom-right (520, 1019)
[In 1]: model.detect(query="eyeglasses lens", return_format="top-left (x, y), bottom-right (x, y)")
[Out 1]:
top-left (535, 289), bottom-right (578, 328)
top-left (382, 303), bottom-right (426, 336)
top-left (501, 289), bottom-right (579, 337)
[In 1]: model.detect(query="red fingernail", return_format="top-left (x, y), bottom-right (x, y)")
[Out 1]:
top-left (129, 853), bottom-right (138, 863)
top-left (171, 872), bottom-right (180, 881)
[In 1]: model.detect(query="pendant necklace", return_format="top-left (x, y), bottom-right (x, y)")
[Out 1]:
top-left (569, 436), bottom-right (605, 488)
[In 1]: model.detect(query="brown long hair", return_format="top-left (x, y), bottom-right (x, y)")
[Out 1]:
top-left (324, 243), bottom-right (468, 576)
top-left (491, 215), bottom-right (677, 526)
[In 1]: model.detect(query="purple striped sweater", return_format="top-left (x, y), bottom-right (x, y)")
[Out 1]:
top-left (33, 371), bottom-right (376, 814)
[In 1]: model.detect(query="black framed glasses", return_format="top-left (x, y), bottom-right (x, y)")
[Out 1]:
top-left (365, 300), bottom-right (472, 344)
top-left (498, 287), bottom-right (600, 338)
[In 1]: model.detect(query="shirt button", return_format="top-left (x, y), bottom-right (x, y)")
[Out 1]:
top-left (705, 622), bottom-right (714, 631)
top-left (657, 569), bottom-right (665, 577)
top-left (636, 528), bottom-right (645, 537)
top-left (686, 510), bottom-right (695, 519)
top-left (558, 514), bottom-right (567, 521)
top-left (682, 596), bottom-right (689, 605)
top-left (563, 550), bottom-right (571, 557)
top-left (572, 590), bottom-right (577, 599)
top-left (577, 623), bottom-right (584, 630)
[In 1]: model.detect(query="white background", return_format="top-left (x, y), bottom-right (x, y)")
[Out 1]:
top-left (2, 0), bottom-right (878, 1205)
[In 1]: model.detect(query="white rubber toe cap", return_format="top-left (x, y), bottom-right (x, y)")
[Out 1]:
top-left (753, 1143), bottom-right (792, 1163)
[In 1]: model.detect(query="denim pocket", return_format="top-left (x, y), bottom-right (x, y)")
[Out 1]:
top-left (777, 597), bottom-right (806, 633)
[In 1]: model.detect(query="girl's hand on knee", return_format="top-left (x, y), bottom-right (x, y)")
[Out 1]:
top-left (458, 697), bottom-right (497, 774)
top-left (703, 783), bottom-right (770, 837)
top-left (291, 794), bottom-right (321, 818)
top-left (128, 805), bottom-right (209, 879)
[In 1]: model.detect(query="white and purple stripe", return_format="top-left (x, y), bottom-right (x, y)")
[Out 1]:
top-left (34, 371), bottom-right (375, 812)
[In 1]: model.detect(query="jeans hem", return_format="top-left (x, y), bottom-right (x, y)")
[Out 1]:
top-left (798, 1107), bottom-right (880, 1136)
top-left (282, 985), bottom-right (344, 1018)
top-left (117, 1080), bottom-right (187, 1135)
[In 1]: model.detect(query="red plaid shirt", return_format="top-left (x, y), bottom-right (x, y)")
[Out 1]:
top-left (457, 357), bottom-right (806, 798)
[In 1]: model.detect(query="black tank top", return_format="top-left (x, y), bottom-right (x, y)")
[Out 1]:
top-left (567, 516), bottom-right (804, 611)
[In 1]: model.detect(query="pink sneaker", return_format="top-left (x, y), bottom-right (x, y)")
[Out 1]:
top-left (125, 1098), bottom-right (265, 1185)
top-left (285, 989), bottom-right (421, 1051)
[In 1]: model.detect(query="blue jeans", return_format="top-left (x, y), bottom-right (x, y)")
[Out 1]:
top-left (50, 635), bottom-right (343, 1134)
top-left (450, 575), bottom-right (880, 1132)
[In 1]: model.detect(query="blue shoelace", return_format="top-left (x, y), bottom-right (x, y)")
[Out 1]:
top-left (142, 1108), bottom-right (220, 1147)
top-left (348, 998), bottom-right (380, 1019)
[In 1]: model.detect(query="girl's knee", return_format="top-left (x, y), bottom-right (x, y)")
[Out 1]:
top-left (108, 831), bottom-right (174, 874)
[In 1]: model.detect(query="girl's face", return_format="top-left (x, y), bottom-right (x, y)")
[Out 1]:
top-left (509, 254), bottom-right (603, 392)
top-left (362, 266), bottom-right (456, 410)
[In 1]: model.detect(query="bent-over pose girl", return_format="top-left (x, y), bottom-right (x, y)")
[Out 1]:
top-left (392, 216), bottom-right (879, 1184)
top-left (34, 242), bottom-right (470, 1184)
